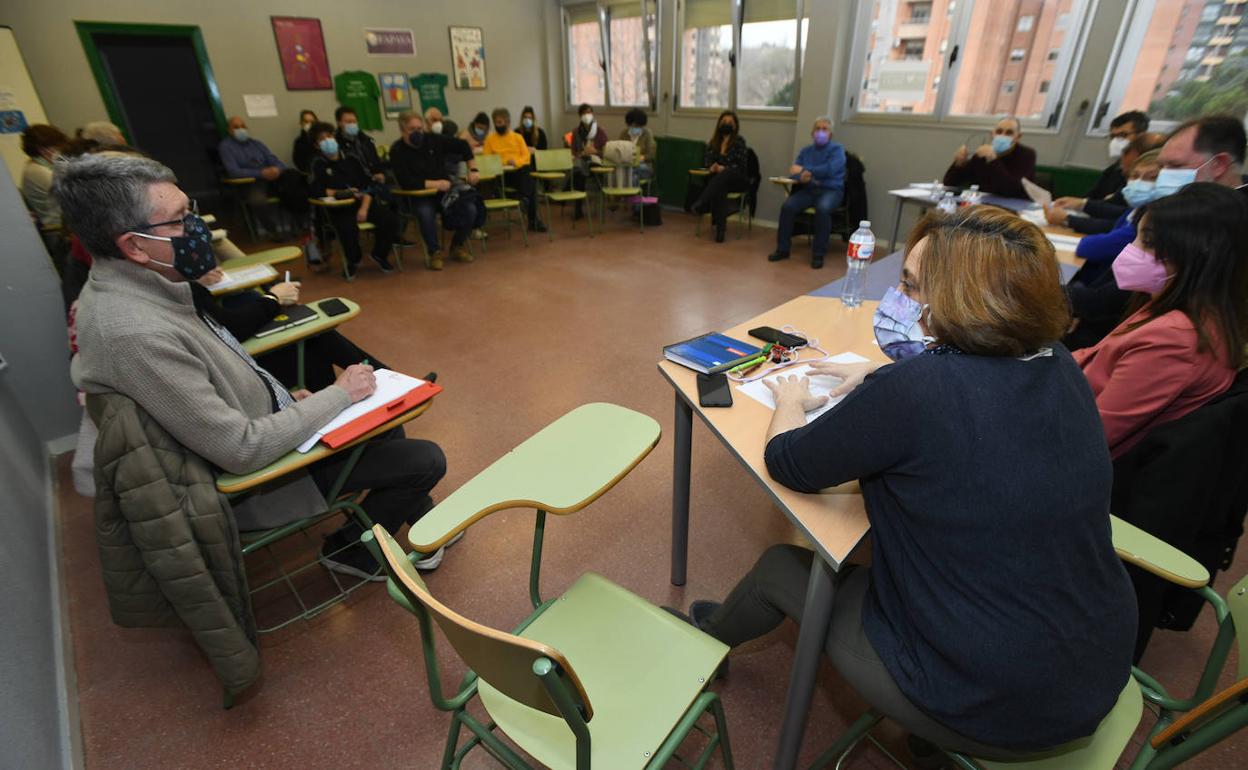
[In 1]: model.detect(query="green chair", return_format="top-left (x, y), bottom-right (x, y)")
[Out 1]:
top-left (688, 169), bottom-right (750, 239)
top-left (308, 197), bottom-right (396, 281)
top-left (477, 153), bottom-right (529, 253)
top-left (596, 164), bottom-right (644, 234)
top-left (811, 515), bottom-right (1248, 770)
top-left (533, 149), bottom-right (593, 242)
top-left (364, 402), bottom-right (735, 769)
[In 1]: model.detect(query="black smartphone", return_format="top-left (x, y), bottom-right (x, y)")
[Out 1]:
top-left (748, 326), bottom-right (807, 348)
top-left (319, 298), bottom-right (350, 317)
top-left (696, 372), bottom-right (733, 408)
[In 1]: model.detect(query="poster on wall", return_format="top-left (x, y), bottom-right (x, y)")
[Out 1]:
top-left (271, 16), bottom-right (332, 91)
top-left (379, 73), bottom-right (411, 116)
top-left (448, 27), bottom-right (486, 90)
top-left (365, 28), bottom-right (415, 56)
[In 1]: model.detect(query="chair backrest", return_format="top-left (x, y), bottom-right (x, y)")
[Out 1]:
top-left (369, 524), bottom-right (595, 720)
top-left (535, 148), bottom-right (574, 173)
top-left (477, 152), bottom-right (504, 178)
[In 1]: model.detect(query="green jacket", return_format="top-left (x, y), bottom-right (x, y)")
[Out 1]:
top-left (88, 391), bottom-right (260, 697)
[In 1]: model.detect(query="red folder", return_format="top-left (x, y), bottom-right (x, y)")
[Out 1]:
top-left (321, 381), bottom-right (443, 449)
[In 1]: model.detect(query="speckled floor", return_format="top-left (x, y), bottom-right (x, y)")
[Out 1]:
top-left (56, 208), bottom-right (1246, 768)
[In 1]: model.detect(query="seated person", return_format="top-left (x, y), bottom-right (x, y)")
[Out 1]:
top-left (1090, 110), bottom-right (1150, 201)
top-left (619, 107), bottom-right (656, 182)
top-left (1068, 150), bottom-right (1162, 282)
top-left (55, 153), bottom-right (449, 576)
top-left (1047, 132), bottom-right (1166, 233)
top-left (218, 115), bottom-right (305, 238)
top-left (520, 105), bottom-right (548, 151)
top-left (1158, 114), bottom-right (1247, 192)
top-left (692, 110), bottom-right (749, 243)
top-left (308, 122), bottom-right (398, 278)
top-left (481, 107), bottom-right (545, 232)
top-left (390, 111), bottom-right (484, 270)
top-left (689, 206), bottom-right (1136, 757)
top-left (78, 120), bottom-right (127, 147)
top-left (768, 116), bottom-right (846, 269)
top-left (569, 103), bottom-right (607, 220)
top-left (292, 109), bottom-right (320, 173)
top-left (458, 112), bottom-right (491, 155)
top-left (942, 116), bottom-right (1036, 199)
top-left (21, 123), bottom-right (69, 230)
top-left (423, 106), bottom-right (446, 136)
top-left (335, 106), bottom-right (386, 182)
top-left (1074, 183), bottom-right (1248, 458)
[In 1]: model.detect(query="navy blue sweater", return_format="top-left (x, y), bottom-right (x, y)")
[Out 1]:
top-left (764, 346), bottom-right (1136, 749)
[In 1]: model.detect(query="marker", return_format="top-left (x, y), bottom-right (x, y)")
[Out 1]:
top-left (285, 270), bottom-right (290, 283)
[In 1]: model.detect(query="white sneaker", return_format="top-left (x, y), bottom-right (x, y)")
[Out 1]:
top-left (412, 530), bottom-right (465, 571)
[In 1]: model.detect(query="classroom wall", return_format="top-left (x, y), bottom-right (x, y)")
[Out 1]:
top-left (1, 0), bottom-right (553, 167)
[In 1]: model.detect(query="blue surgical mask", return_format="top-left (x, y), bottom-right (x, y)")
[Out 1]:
top-left (522, 118), bottom-right (534, 129)
top-left (231, 128), bottom-right (249, 142)
top-left (1121, 179), bottom-right (1160, 209)
top-left (319, 137), bottom-right (339, 156)
top-left (628, 126), bottom-right (642, 138)
top-left (1152, 162), bottom-right (1207, 198)
top-left (991, 135), bottom-right (1013, 155)
top-left (873, 286), bottom-right (934, 361)
top-left (130, 213), bottom-right (217, 280)
top-left (343, 123), bottom-right (360, 137)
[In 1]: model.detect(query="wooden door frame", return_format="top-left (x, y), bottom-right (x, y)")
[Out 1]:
top-left (74, 21), bottom-right (227, 143)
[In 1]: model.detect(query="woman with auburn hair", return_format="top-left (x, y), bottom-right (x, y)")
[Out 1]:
top-left (683, 207), bottom-right (1137, 757)
top-left (1073, 182), bottom-right (1248, 458)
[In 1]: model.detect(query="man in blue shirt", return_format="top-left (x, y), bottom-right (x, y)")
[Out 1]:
top-left (768, 117), bottom-right (846, 269)
top-left (218, 116), bottom-right (296, 239)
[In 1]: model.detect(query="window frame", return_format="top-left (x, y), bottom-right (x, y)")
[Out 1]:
top-left (561, 0), bottom-right (660, 112)
top-left (673, 0), bottom-right (808, 116)
top-left (842, 0), bottom-right (1098, 131)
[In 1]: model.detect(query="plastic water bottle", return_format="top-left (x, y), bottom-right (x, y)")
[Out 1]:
top-left (938, 191), bottom-right (957, 215)
top-left (960, 184), bottom-right (981, 206)
top-left (929, 179), bottom-right (944, 201)
top-left (841, 221), bottom-right (874, 308)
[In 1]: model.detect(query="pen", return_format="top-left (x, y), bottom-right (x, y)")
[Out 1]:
top-left (285, 270), bottom-right (290, 283)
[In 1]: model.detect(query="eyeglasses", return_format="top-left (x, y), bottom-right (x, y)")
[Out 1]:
top-left (133, 199), bottom-right (198, 231)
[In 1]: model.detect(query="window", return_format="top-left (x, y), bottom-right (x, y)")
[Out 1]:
top-left (1091, 0), bottom-right (1248, 133)
top-left (678, 0), bottom-right (808, 112)
top-left (563, 1), bottom-right (659, 108)
top-left (848, 0), bottom-right (1091, 124)
top-left (911, 3), bottom-right (933, 23)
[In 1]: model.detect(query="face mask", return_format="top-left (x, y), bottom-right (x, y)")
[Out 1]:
top-left (406, 130), bottom-right (424, 148)
top-left (301, 121), bottom-right (313, 132)
top-left (472, 126), bottom-right (486, 139)
top-left (628, 126), bottom-right (642, 138)
top-left (319, 137), bottom-right (338, 156)
top-left (991, 135), bottom-right (1013, 155)
top-left (494, 124), bottom-right (507, 135)
top-left (719, 123), bottom-right (734, 137)
top-left (430, 121), bottom-right (443, 135)
top-left (522, 118), bottom-right (534, 130)
top-left (1152, 159), bottom-right (1210, 198)
top-left (1108, 136), bottom-right (1129, 160)
top-left (873, 286), bottom-right (934, 361)
top-left (813, 129), bottom-right (830, 147)
top-left (231, 128), bottom-right (249, 142)
top-left (581, 113), bottom-right (594, 126)
top-left (1121, 179), bottom-right (1159, 209)
top-left (1112, 243), bottom-right (1171, 294)
top-left (343, 123), bottom-right (360, 137)
top-left (130, 213), bottom-right (217, 280)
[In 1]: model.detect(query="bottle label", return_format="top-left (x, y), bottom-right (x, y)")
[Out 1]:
top-left (848, 242), bottom-right (873, 260)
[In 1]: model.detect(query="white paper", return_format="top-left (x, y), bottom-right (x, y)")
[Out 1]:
top-left (737, 353), bottom-right (872, 425)
top-left (209, 264), bottom-right (276, 293)
top-left (297, 370), bottom-right (428, 452)
top-left (1018, 208), bottom-right (1048, 228)
top-left (1021, 177), bottom-right (1052, 207)
top-left (243, 94), bottom-right (278, 118)
top-left (1046, 232), bottom-right (1083, 250)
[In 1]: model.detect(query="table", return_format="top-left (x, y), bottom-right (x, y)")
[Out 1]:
top-left (887, 187), bottom-right (1038, 250)
top-left (242, 297), bottom-right (360, 390)
top-left (660, 294), bottom-right (885, 769)
top-left (219, 245), bottom-right (303, 272)
top-left (208, 264), bottom-right (278, 296)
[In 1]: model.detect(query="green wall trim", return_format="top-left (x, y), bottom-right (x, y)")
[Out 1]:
top-left (73, 21), bottom-right (228, 142)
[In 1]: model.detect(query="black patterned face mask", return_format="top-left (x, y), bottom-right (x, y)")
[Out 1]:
top-left (130, 212), bottom-right (217, 280)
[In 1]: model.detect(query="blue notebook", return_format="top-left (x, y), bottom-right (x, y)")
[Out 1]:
top-left (663, 333), bottom-right (762, 374)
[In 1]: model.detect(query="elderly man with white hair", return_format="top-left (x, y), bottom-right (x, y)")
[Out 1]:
top-left (79, 120), bottom-right (126, 146)
top-left (768, 116), bottom-right (847, 269)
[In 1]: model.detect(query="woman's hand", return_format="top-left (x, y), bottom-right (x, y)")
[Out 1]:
top-left (807, 360), bottom-right (882, 397)
top-left (763, 375), bottom-right (827, 412)
top-left (269, 281), bottom-right (300, 305)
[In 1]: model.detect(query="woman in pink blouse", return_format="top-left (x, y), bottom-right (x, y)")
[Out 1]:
top-left (1073, 183), bottom-right (1248, 457)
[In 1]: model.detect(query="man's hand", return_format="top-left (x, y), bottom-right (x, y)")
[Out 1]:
top-left (807, 360), bottom-right (882, 398)
top-left (763, 375), bottom-right (828, 413)
top-left (434, 179), bottom-right (452, 192)
top-left (260, 166), bottom-right (281, 182)
top-left (953, 145), bottom-right (970, 166)
top-left (974, 144), bottom-right (997, 161)
top-left (270, 281), bottom-right (300, 305)
top-left (467, 170), bottom-right (480, 186)
top-left (789, 164), bottom-right (804, 176)
top-left (291, 389), bottom-right (313, 401)
top-left (356, 204), bottom-right (369, 223)
top-left (334, 364), bottom-right (376, 403)
top-left (197, 267), bottom-right (226, 286)
top-left (800, 170), bottom-right (813, 184)
top-left (1043, 204), bottom-right (1070, 227)
top-left (1054, 196), bottom-right (1086, 211)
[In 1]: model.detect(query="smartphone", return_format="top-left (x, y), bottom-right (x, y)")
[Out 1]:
top-left (748, 326), bottom-right (806, 348)
top-left (696, 372), bottom-right (733, 408)
top-left (319, 298), bottom-right (350, 317)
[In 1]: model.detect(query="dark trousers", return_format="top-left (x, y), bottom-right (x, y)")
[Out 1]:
top-left (411, 198), bottom-right (471, 252)
top-left (777, 186), bottom-right (843, 258)
top-left (693, 168), bottom-right (748, 229)
top-left (327, 203), bottom-right (398, 265)
top-left (702, 544), bottom-right (1032, 760)
top-left (309, 428), bottom-right (446, 536)
top-left (504, 166), bottom-right (539, 225)
top-left (257, 331), bottom-right (387, 393)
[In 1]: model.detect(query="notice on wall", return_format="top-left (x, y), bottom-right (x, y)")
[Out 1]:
top-left (365, 28), bottom-right (415, 56)
top-left (243, 94), bottom-right (278, 119)
top-left (0, 110), bottom-right (27, 133)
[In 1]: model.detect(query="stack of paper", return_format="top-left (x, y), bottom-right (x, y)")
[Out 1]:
top-left (297, 370), bottom-right (428, 452)
top-left (209, 264), bottom-right (277, 293)
top-left (1046, 232), bottom-right (1083, 251)
top-left (737, 353), bottom-right (872, 425)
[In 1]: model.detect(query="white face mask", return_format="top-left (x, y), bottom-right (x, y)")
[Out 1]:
top-left (1108, 136), bottom-right (1130, 160)
top-left (581, 113), bottom-right (594, 127)
top-left (430, 121), bottom-right (443, 135)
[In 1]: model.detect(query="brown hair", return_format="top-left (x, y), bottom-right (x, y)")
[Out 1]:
top-left (907, 207), bottom-right (1070, 357)
top-left (21, 124), bottom-right (69, 158)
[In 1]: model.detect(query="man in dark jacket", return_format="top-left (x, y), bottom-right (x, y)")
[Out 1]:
top-left (942, 116), bottom-right (1035, 199)
top-left (309, 122), bottom-right (398, 278)
top-left (1085, 111), bottom-right (1150, 201)
top-left (336, 106), bottom-right (386, 181)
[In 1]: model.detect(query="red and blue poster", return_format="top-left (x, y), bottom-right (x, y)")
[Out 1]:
top-left (271, 16), bottom-right (331, 91)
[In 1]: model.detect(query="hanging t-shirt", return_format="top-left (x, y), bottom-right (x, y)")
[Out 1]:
top-left (334, 71), bottom-right (383, 131)
top-left (410, 72), bottom-right (449, 116)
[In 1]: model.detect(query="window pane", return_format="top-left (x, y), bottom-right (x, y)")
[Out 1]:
top-left (948, 0), bottom-right (1083, 120)
top-left (739, 19), bottom-right (804, 109)
top-left (568, 11), bottom-right (605, 106)
top-left (680, 0), bottom-right (732, 109)
top-left (854, 0), bottom-right (955, 114)
top-left (607, 1), bottom-right (657, 106)
top-left (1110, 0), bottom-right (1248, 124)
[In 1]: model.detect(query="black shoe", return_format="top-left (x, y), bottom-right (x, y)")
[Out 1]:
top-left (422, 371), bottom-right (438, 383)
top-left (344, 261), bottom-right (358, 281)
top-left (529, 220), bottom-right (548, 233)
top-left (369, 253), bottom-right (395, 274)
top-left (318, 536), bottom-right (385, 582)
top-left (907, 734), bottom-right (952, 770)
top-left (811, 256), bottom-right (825, 269)
top-left (714, 226), bottom-right (726, 243)
top-left (768, 250), bottom-right (791, 262)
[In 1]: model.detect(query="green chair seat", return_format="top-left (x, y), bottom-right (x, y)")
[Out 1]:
top-left (602, 186), bottom-right (642, 196)
top-left (477, 571), bottom-right (728, 770)
top-left (485, 198), bottom-right (521, 210)
top-left (358, 221), bottom-right (376, 232)
top-left (726, 191), bottom-right (743, 199)
top-left (532, 171), bottom-right (566, 180)
top-left (1110, 515), bottom-right (1210, 589)
top-left (547, 191), bottom-right (588, 202)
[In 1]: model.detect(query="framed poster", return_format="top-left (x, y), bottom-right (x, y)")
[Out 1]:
top-left (379, 73), bottom-right (411, 116)
top-left (364, 28), bottom-right (415, 56)
top-left (448, 26), bottom-right (486, 90)
top-left (271, 16), bottom-right (331, 90)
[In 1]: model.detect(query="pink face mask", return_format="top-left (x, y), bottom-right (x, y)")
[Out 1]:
top-left (1112, 243), bottom-right (1170, 294)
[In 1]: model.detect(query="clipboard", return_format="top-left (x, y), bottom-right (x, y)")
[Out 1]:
top-left (320, 381), bottom-right (443, 448)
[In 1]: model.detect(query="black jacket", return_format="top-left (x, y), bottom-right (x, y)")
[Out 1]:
top-left (292, 131), bottom-right (318, 174)
top-left (1069, 196), bottom-right (1129, 236)
top-left (337, 131), bottom-right (385, 175)
top-left (1086, 161), bottom-right (1126, 201)
top-left (309, 154), bottom-right (373, 197)
top-left (389, 133), bottom-right (474, 190)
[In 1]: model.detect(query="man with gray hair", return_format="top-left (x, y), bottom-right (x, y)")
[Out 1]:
top-left (768, 117), bottom-right (846, 269)
top-left (56, 153), bottom-right (451, 576)
top-left (79, 120), bottom-right (127, 147)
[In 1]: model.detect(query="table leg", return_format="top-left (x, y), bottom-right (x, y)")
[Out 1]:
top-left (774, 555), bottom-right (835, 769)
top-left (890, 197), bottom-right (906, 252)
top-left (670, 393), bottom-right (692, 586)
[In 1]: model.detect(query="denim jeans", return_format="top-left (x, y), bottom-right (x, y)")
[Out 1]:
top-left (776, 185), bottom-right (844, 257)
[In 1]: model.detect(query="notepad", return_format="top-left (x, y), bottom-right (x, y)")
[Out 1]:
top-left (737, 353), bottom-right (872, 425)
top-left (297, 370), bottom-right (428, 453)
top-left (208, 264), bottom-right (277, 294)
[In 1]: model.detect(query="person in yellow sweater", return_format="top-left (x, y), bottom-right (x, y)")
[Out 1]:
top-left (482, 107), bottom-right (545, 232)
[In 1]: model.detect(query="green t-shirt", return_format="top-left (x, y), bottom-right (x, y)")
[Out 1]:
top-left (334, 71), bottom-right (383, 131)
top-left (410, 72), bottom-right (449, 116)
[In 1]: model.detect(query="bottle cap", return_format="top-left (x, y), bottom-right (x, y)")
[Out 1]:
top-left (859, 220), bottom-right (870, 227)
